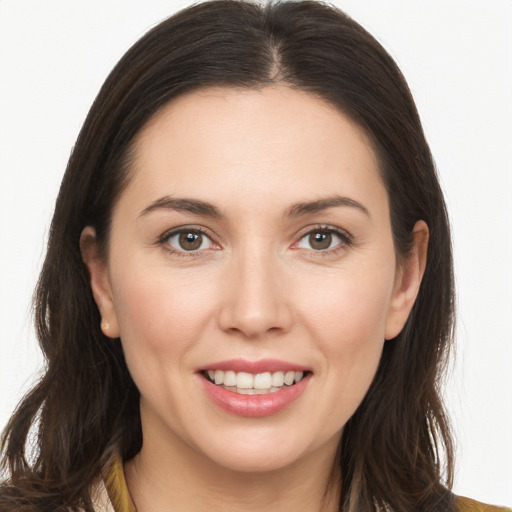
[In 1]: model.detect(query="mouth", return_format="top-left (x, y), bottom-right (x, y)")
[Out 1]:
top-left (198, 359), bottom-right (312, 417)
top-left (201, 369), bottom-right (310, 395)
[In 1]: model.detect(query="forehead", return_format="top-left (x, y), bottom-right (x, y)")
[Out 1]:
top-left (123, 85), bottom-right (385, 215)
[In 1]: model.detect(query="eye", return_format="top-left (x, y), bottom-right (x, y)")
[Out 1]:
top-left (296, 227), bottom-right (351, 252)
top-left (164, 229), bottom-right (216, 253)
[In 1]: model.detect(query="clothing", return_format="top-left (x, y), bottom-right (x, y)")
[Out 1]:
top-left (97, 453), bottom-right (510, 512)
top-left (455, 497), bottom-right (512, 512)
top-left (97, 452), bottom-right (134, 512)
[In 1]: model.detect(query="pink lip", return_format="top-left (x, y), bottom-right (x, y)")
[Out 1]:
top-left (199, 358), bottom-right (310, 374)
top-left (199, 372), bottom-right (311, 418)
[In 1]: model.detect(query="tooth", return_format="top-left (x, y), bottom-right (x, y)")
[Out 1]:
top-left (236, 388), bottom-right (256, 395)
top-left (214, 370), bottom-right (224, 385)
top-left (284, 371), bottom-right (295, 386)
top-left (254, 372), bottom-right (272, 390)
top-left (210, 369), bottom-right (305, 390)
top-left (224, 370), bottom-right (237, 387)
top-left (236, 372), bottom-right (254, 389)
top-left (271, 371), bottom-right (284, 387)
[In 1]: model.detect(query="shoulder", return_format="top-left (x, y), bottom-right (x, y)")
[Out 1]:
top-left (455, 496), bottom-right (512, 512)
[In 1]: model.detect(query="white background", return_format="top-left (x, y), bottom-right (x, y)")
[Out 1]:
top-left (0, 0), bottom-right (511, 506)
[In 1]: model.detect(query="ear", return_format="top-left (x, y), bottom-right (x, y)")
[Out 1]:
top-left (80, 226), bottom-right (120, 338)
top-left (385, 220), bottom-right (429, 340)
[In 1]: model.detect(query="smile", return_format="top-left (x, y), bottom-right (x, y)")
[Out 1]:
top-left (204, 370), bottom-right (306, 395)
top-left (199, 361), bottom-right (312, 417)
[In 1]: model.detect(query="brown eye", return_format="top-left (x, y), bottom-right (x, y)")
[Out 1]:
top-left (165, 229), bottom-right (214, 253)
top-left (308, 232), bottom-right (332, 250)
top-left (178, 231), bottom-right (203, 251)
top-left (296, 227), bottom-right (350, 253)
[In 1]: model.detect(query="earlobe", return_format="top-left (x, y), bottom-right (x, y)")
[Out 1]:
top-left (385, 220), bottom-right (429, 340)
top-left (80, 226), bottom-right (120, 339)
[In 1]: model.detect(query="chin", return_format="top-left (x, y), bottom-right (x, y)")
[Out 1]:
top-left (203, 444), bottom-right (306, 474)
top-left (189, 424), bottom-right (340, 475)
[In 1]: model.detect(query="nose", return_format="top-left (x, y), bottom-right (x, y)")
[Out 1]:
top-left (217, 246), bottom-right (293, 339)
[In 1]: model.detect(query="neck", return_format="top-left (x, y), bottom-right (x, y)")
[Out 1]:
top-left (124, 420), bottom-right (342, 512)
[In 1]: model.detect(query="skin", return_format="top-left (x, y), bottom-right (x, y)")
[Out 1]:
top-left (81, 85), bottom-right (428, 512)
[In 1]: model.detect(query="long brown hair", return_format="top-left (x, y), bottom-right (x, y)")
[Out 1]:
top-left (1, 1), bottom-right (455, 510)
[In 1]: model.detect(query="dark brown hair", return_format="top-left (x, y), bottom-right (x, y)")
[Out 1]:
top-left (1, 1), bottom-right (455, 510)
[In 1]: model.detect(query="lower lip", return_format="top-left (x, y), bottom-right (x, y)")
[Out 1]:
top-left (200, 374), bottom-right (311, 418)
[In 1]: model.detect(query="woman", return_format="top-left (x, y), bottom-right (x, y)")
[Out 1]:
top-left (0, 1), bottom-right (510, 511)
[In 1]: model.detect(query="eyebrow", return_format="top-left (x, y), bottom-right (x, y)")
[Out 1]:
top-left (138, 194), bottom-right (370, 219)
top-left (139, 197), bottom-right (223, 219)
top-left (285, 195), bottom-right (370, 218)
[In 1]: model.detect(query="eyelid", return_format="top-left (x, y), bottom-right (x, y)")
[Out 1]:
top-left (156, 223), bottom-right (353, 258)
top-left (157, 225), bottom-right (221, 256)
top-left (292, 224), bottom-right (354, 253)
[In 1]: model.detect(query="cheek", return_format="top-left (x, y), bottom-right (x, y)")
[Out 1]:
top-left (294, 263), bottom-right (394, 418)
top-left (110, 263), bottom-right (218, 357)
top-left (298, 264), bottom-right (395, 350)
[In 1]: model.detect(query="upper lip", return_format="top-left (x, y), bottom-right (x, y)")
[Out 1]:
top-left (198, 358), bottom-right (311, 374)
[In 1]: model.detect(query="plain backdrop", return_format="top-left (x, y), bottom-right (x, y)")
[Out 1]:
top-left (1, 0), bottom-right (511, 506)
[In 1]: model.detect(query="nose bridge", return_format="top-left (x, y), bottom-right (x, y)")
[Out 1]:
top-left (218, 237), bottom-right (292, 338)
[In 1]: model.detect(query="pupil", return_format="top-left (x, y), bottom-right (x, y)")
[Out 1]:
top-left (310, 232), bottom-right (331, 250)
top-left (179, 232), bottom-right (202, 251)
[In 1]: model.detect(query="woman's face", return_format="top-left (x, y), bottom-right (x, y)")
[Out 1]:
top-left (84, 85), bottom-right (425, 473)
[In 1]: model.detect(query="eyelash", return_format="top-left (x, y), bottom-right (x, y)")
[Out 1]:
top-left (293, 225), bottom-right (354, 256)
top-left (157, 224), bottom-right (354, 258)
top-left (157, 226), bottom-right (218, 259)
